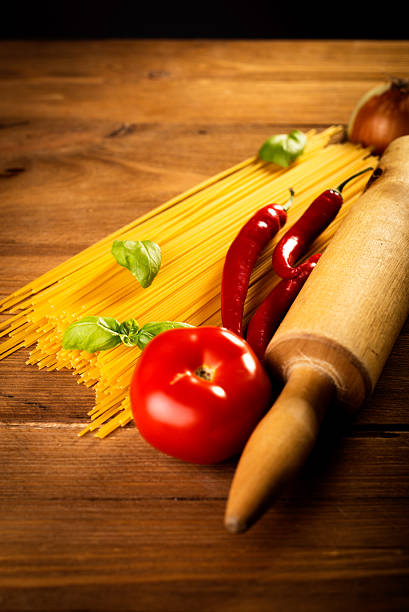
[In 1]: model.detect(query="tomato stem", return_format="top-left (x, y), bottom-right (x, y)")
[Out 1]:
top-left (194, 365), bottom-right (214, 381)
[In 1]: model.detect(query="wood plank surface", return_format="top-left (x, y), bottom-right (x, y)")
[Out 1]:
top-left (1, 39), bottom-right (409, 612)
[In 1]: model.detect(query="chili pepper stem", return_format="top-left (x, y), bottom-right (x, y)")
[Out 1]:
top-left (282, 188), bottom-right (295, 212)
top-left (336, 167), bottom-right (373, 193)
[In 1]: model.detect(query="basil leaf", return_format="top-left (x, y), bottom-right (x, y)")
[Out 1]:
top-left (111, 239), bottom-right (162, 288)
top-left (62, 316), bottom-right (122, 353)
top-left (119, 318), bottom-right (140, 347)
top-left (258, 130), bottom-right (306, 167)
top-left (136, 321), bottom-right (194, 350)
top-left (62, 316), bottom-right (194, 354)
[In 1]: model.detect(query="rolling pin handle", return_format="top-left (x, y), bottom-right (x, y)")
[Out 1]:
top-left (224, 364), bottom-right (335, 534)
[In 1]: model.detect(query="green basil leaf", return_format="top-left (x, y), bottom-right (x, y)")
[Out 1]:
top-left (111, 239), bottom-right (162, 288)
top-left (258, 130), bottom-right (306, 167)
top-left (119, 318), bottom-right (140, 347)
top-left (136, 321), bottom-right (194, 350)
top-left (62, 316), bottom-right (122, 353)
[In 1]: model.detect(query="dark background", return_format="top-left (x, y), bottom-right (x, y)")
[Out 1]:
top-left (1, 1), bottom-right (407, 39)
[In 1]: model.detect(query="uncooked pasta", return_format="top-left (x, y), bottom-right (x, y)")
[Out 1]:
top-left (0, 127), bottom-right (377, 438)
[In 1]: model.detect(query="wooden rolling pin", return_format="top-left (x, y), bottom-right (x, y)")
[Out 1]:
top-left (225, 135), bottom-right (409, 534)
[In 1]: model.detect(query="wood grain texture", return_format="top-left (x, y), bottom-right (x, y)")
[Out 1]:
top-left (267, 136), bottom-right (409, 402)
top-left (1, 39), bottom-right (409, 612)
top-left (226, 138), bottom-right (409, 532)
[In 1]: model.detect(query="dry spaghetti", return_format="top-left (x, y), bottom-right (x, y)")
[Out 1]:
top-left (0, 127), bottom-right (378, 438)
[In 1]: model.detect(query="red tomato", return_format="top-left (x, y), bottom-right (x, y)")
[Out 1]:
top-left (130, 326), bottom-right (273, 464)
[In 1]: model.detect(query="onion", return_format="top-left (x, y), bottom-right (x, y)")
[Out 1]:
top-left (347, 78), bottom-right (409, 155)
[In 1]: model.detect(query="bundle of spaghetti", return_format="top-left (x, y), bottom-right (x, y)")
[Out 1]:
top-left (0, 126), bottom-right (378, 438)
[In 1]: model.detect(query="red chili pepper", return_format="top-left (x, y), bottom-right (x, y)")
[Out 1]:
top-left (246, 253), bottom-right (321, 362)
top-left (221, 190), bottom-right (293, 337)
top-left (272, 168), bottom-right (373, 279)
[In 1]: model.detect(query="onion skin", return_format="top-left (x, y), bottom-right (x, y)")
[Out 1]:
top-left (348, 79), bottom-right (409, 155)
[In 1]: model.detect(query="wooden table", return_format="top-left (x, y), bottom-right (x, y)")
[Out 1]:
top-left (1, 40), bottom-right (409, 612)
